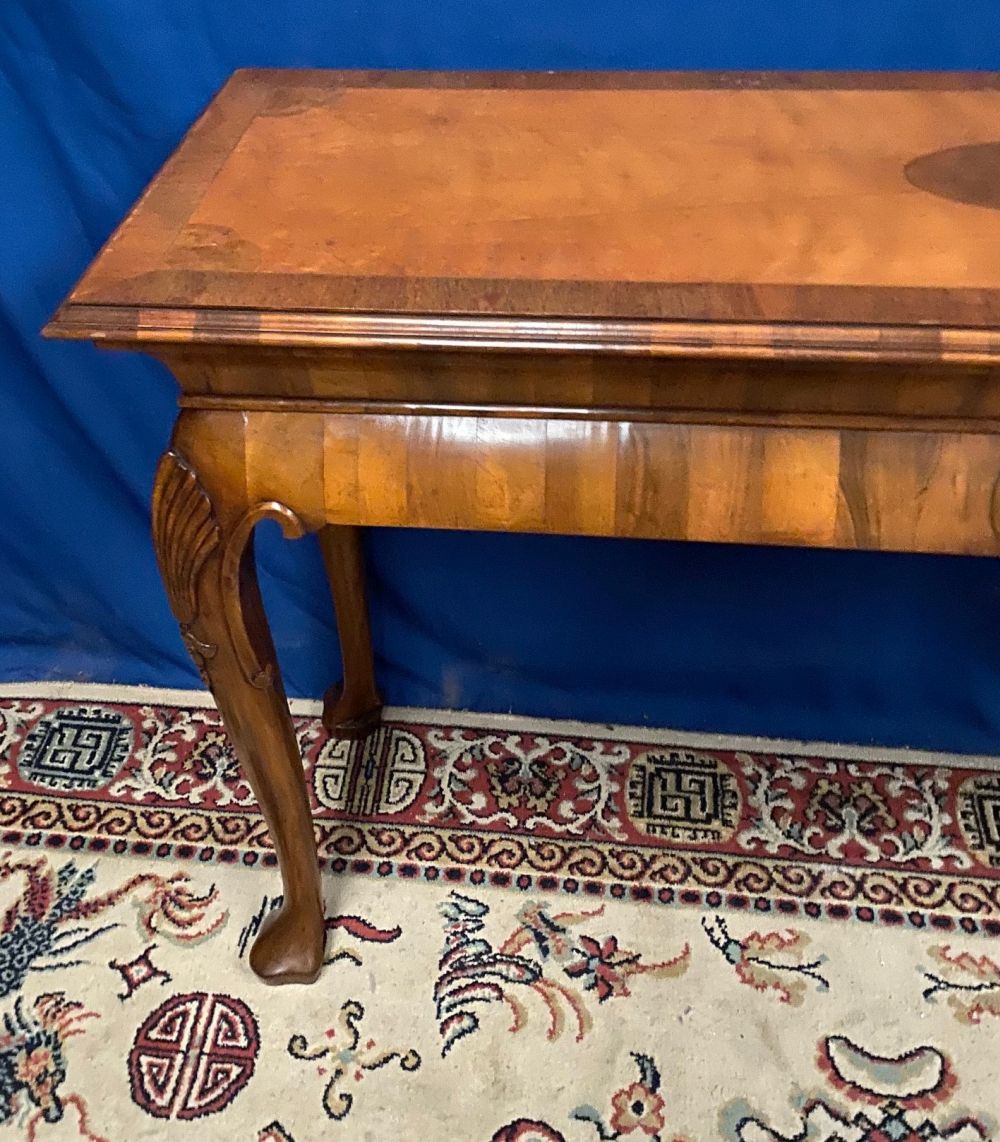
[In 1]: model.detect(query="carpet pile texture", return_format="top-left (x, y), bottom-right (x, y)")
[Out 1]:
top-left (0, 685), bottom-right (998, 1140)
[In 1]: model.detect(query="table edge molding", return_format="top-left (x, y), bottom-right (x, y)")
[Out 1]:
top-left (43, 305), bottom-right (1000, 365)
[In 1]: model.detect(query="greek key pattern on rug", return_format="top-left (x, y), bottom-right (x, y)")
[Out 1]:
top-left (1, 700), bottom-right (999, 935)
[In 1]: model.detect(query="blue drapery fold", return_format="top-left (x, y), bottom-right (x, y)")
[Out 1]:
top-left (3, 1), bottom-right (1000, 751)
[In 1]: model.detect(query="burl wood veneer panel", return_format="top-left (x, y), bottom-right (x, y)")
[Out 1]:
top-left (177, 410), bottom-right (1000, 556)
top-left (54, 71), bottom-right (1000, 337)
top-left (162, 347), bottom-right (1000, 427)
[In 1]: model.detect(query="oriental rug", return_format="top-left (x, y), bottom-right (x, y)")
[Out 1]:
top-left (0, 684), bottom-right (998, 1141)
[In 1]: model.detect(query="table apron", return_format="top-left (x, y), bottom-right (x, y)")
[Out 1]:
top-left (172, 409), bottom-right (1000, 556)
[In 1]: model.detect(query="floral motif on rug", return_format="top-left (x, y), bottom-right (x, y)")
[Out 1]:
top-left (435, 892), bottom-right (690, 1054)
top-left (0, 692), bottom-right (997, 1139)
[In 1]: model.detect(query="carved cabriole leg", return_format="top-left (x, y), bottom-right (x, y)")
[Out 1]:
top-left (151, 444), bottom-right (325, 985)
top-left (319, 526), bottom-right (383, 739)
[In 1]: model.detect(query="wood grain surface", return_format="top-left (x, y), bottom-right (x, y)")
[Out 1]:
top-left (186, 87), bottom-right (1000, 288)
top-left (161, 344), bottom-right (1000, 421)
top-left (46, 69), bottom-right (1000, 360)
top-left (175, 407), bottom-right (1000, 557)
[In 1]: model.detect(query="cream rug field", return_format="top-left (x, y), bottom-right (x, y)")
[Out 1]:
top-left (0, 684), bottom-right (998, 1140)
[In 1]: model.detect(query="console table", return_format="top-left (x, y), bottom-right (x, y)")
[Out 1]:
top-left (46, 70), bottom-right (1000, 984)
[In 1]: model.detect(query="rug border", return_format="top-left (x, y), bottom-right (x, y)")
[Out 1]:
top-left (2, 680), bottom-right (998, 773)
top-left (3, 682), bottom-right (999, 938)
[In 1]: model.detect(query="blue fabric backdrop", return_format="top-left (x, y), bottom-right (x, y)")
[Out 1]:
top-left (3, 2), bottom-right (1000, 751)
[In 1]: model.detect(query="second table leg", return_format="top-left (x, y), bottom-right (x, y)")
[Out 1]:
top-left (319, 525), bottom-right (383, 739)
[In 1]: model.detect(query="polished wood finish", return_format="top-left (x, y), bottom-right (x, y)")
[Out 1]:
top-left (151, 441), bottom-right (325, 983)
top-left (167, 407), bottom-right (1000, 556)
top-left (47, 69), bottom-right (1000, 360)
top-left (45, 69), bottom-right (1000, 983)
top-left (319, 526), bottom-right (382, 737)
